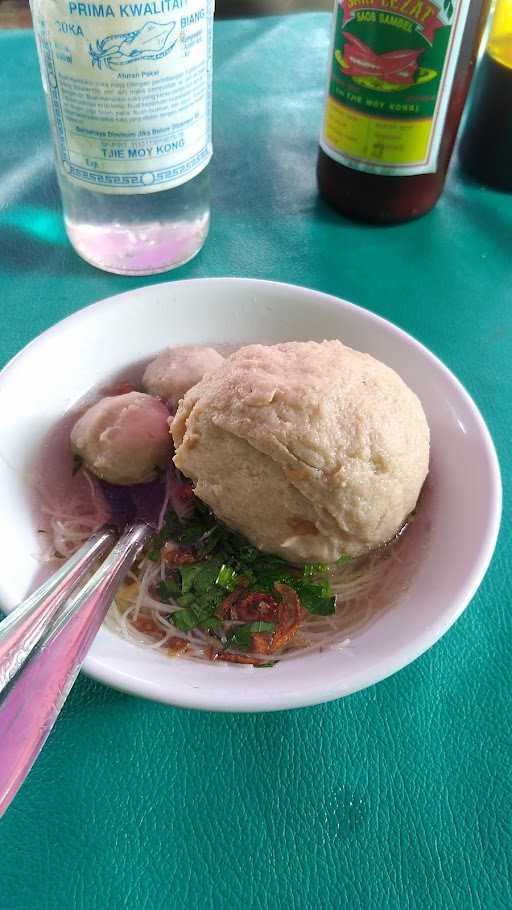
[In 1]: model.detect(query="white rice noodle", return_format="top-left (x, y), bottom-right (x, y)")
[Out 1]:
top-left (38, 470), bottom-right (109, 560)
top-left (42, 470), bottom-right (411, 665)
top-left (156, 469), bottom-right (171, 532)
top-left (106, 542), bottom-right (407, 665)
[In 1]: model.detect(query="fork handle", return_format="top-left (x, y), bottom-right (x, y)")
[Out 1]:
top-left (0, 522), bottom-right (151, 818)
top-left (0, 528), bottom-right (116, 694)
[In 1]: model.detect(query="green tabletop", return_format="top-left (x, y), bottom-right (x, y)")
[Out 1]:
top-left (1, 15), bottom-right (510, 910)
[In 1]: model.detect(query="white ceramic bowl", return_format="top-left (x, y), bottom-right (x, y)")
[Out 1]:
top-left (0, 278), bottom-right (502, 711)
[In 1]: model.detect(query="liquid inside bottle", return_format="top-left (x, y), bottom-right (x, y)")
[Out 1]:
top-left (61, 169), bottom-right (210, 276)
top-left (317, 0), bottom-right (489, 223)
top-left (459, 0), bottom-right (512, 190)
top-left (30, 0), bottom-right (214, 275)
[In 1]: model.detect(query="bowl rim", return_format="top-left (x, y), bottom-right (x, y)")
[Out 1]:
top-left (0, 277), bottom-right (503, 711)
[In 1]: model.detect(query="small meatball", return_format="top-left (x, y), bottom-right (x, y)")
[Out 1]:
top-left (71, 391), bottom-right (170, 486)
top-left (142, 346), bottom-right (224, 410)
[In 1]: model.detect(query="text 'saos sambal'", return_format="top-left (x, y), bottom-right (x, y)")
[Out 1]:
top-left (317, 0), bottom-right (490, 223)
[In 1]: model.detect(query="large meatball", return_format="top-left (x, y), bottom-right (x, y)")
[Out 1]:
top-left (171, 341), bottom-right (429, 563)
top-left (71, 391), bottom-right (170, 485)
top-left (142, 345), bottom-right (224, 410)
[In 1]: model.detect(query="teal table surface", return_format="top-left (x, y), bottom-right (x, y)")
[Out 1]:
top-left (1, 16), bottom-right (511, 910)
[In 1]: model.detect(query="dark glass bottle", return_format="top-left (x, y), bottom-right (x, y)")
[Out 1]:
top-left (459, 1), bottom-right (512, 189)
top-left (317, 0), bottom-right (489, 223)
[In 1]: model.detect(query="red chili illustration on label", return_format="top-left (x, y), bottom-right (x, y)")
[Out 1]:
top-left (342, 33), bottom-right (423, 84)
top-left (335, 33), bottom-right (437, 92)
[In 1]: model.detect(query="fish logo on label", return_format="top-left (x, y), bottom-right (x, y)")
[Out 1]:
top-left (89, 20), bottom-right (177, 70)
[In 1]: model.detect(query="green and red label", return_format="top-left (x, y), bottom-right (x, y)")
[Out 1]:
top-left (320, 0), bottom-right (470, 175)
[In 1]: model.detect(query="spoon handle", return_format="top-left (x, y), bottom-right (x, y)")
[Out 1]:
top-left (0, 528), bottom-right (116, 695)
top-left (0, 522), bottom-right (151, 818)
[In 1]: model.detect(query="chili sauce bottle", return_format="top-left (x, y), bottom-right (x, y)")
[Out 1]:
top-left (317, 0), bottom-right (489, 223)
top-left (459, 0), bottom-right (512, 189)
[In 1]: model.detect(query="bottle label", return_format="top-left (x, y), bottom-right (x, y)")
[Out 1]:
top-left (320, 0), bottom-right (470, 175)
top-left (33, 0), bottom-right (214, 194)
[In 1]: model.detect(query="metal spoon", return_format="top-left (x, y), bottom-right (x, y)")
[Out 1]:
top-left (0, 469), bottom-right (169, 815)
top-left (0, 470), bottom-right (168, 693)
top-left (0, 528), bottom-right (116, 695)
top-left (0, 521), bottom-right (151, 817)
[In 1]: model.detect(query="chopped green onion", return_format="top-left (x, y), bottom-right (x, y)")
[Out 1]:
top-left (309, 596), bottom-right (336, 616)
top-left (250, 565), bottom-right (295, 593)
top-left (177, 593), bottom-right (196, 608)
top-left (145, 494), bottom-right (340, 653)
top-left (146, 527), bottom-right (169, 561)
top-left (303, 562), bottom-right (329, 577)
top-left (294, 580), bottom-right (336, 615)
top-left (195, 589), bottom-right (224, 611)
top-left (238, 545), bottom-right (259, 563)
top-left (198, 617), bottom-right (224, 632)
top-left (157, 579), bottom-right (181, 602)
top-left (227, 621), bottom-right (275, 651)
top-left (191, 561), bottom-right (223, 594)
top-left (172, 609), bottom-right (198, 632)
top-left (215, 564), bottom-right (240, 591)
top-left (179, 564), bottom-right (202, 593)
